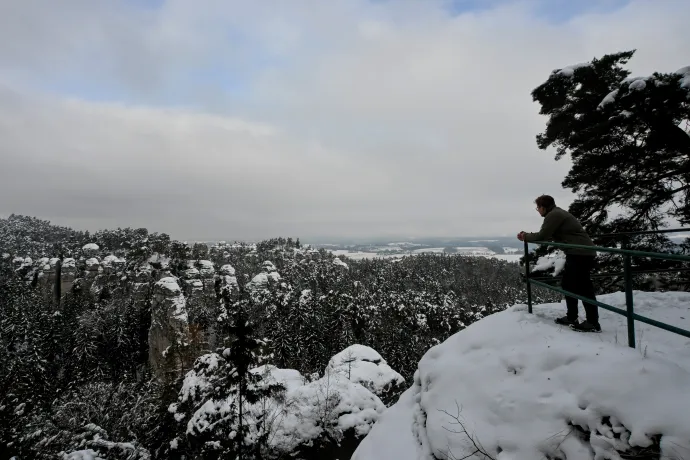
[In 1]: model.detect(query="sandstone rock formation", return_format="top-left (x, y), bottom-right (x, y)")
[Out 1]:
top-left (82, 243), bottom-right (100, 258)
top-left (149, 277), bottom-right (190, 380)
top-left (61, 258), bottom-right (77, 294)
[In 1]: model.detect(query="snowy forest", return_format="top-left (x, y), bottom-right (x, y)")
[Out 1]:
top-left (0, 213), bottom-right (550, 459)
top-left (1, 50), bottom-right (689, 460)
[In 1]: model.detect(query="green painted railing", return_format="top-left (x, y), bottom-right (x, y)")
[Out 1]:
top-left (522, 230), bottom-right (690, 348)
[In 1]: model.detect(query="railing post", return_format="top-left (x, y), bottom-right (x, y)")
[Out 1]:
top-left (623, 254), bottom-right (635, 348)
top-left (524, 240), bottom-right (532, 314)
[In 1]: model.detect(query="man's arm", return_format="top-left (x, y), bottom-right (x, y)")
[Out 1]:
top-left (523, 211), bottom-right (565, 242)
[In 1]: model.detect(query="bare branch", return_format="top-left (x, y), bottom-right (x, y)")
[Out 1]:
top-left (437, 400), bottom-right (496, 460)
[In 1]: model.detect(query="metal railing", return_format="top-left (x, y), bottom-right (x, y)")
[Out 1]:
top-left (522, 229), bottom-right (690, 348)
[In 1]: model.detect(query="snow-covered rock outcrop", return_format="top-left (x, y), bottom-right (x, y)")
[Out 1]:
top-left (247, 260), bottom-right (282, 293)
top-left (169, 350), bottom-right (388, 458)
top-left (82, 243), bottom-right (99, 257)
top-left (197, 260), bottom-right (216, 294)
top-left (60, 257), bottom-right (77, 293)
top-left (326, 344), bottom-right (405, 405)
top-left (218, 264), bottom-right (239, 296)
top-left (149, 277), bottom-right (190, 379)
top-left (353, 291), bottom-right (690, 460)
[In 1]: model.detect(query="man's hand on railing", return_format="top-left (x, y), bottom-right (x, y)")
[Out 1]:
top-left (517, 231), bottom-right (525, 241)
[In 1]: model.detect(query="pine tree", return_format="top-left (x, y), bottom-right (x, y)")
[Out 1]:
top-left (172, 287), bottom-right (286, 459)
top-left (531, 50), bottom-right (690, 288)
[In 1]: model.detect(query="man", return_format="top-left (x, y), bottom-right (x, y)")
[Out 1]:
top-left (517, 195), bottom-right (601, 332)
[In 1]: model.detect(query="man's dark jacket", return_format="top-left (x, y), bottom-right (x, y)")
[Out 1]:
top-left (523, 206), bottom-right (596, 256)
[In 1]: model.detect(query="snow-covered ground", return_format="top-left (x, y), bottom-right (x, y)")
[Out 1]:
top-left (353, 291), bottom-right (690, 460)
top-left (328, 248), bottom-right (522, 263)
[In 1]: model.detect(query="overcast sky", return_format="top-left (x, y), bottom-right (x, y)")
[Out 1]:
top-left (0, 0), bottom-right (687, 241)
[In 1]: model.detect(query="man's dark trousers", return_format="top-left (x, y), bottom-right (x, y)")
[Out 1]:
top-left (561, 254), bottom-right (598, 324)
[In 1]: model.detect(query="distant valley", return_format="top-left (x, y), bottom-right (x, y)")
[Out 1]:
top-left (307, 236), bottom-right (523, 262)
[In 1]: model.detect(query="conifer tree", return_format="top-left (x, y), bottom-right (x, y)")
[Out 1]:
top-left (531, 50), bottom-right (690, 287)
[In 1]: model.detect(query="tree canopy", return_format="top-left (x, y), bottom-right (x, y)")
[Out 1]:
top-left (532, 50), bottom-right (690, 238)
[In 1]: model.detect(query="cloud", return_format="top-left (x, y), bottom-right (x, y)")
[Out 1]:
top-left (0, 0), bottom-right (688, 240)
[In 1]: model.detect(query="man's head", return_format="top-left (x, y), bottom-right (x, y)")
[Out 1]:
top-left (534, 195), bottom-right (556, 217)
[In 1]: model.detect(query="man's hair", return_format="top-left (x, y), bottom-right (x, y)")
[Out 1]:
top-left (535, 195), bottom-right (556, 209)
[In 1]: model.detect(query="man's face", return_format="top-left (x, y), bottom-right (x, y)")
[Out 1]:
top-left (536, 205), bottom-right (546, 217)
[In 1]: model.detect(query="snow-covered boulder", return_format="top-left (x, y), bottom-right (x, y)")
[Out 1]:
top-left (271, 369), bottom-right (385, 456)
top-left (353, 291), bottom-right (690, 460)
top-left (149, 277), bottom-right (190, 379)
top-left (197, 260), bottom-right (215, 278)
top-left (326, 344), bottom-right (404, 405)
top-left (101, 254), bottom-right (125, 275)
top-left (82, 243), bottom-right (99, 257)
top-left (262, 260), bottom-right (277, 272)
top-left (333, 257), bottom-right (349, 269)
top-left (247, 261), bottom-right (281, 293)
top-left (170, 357), bottom-right (385, 459)
top-left (62, 450), bottom-right (105, 460)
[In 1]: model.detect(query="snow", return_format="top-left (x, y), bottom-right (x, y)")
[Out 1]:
top-left (102, 254), bottom-right (118, 265)
top-left (492, 254), bottom-right (521, 263)
top-left (183, 267), bottom-right (199, 279)
top-left (262, 260), bottom-right (277, 272)
top-left (187, 279), bottom-right (203, 291)
top-left (326, 345), bottom-right (405, 394)
top-left (675, 66), bottom-right (690, 89)
top-left (330, 250), bottom-right (381, 260)
top-left (148, 253), bottom-right (171, 269)
top-left (555, 62), bottom-right (592, 77)
top-left (456, 246), bottom-right (496, 256)
top-left (62, 450), bottom-right (105, 460)
top-left (62, 258), bottom-right (76, 268)
top-left (249, 272), bottom-right (269, 287)
top-left (179, 353), bottom-right (222, 404)
top-left (598, 89), bottom-right (619, 108)
top-left (177, 356), bottom-right (385, 454)
top-left (252, 364), bottom-right (306, 392)
top-left (219, 264), bottom-right (236, 276)
top-left (247, 262), bottom-right (282, 291)
top-left (197, 260), bottom-right (215, 276)
top-left (532, 251), bottom-right (567, 276)
top-left (155, 277), bottom-right (182, 295)
top-left (333, 257), bottom-right (349, 269)
top-left (82, 243), bottom-right (99, 251)
top-left (271, 371), bottom-right (386, 449)
top-left (628, 79), bottom-right (647, 91)
top-left (353, 291), bottom-right (690, 460)
top-left (85, 258), bottom-right (100, 268)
